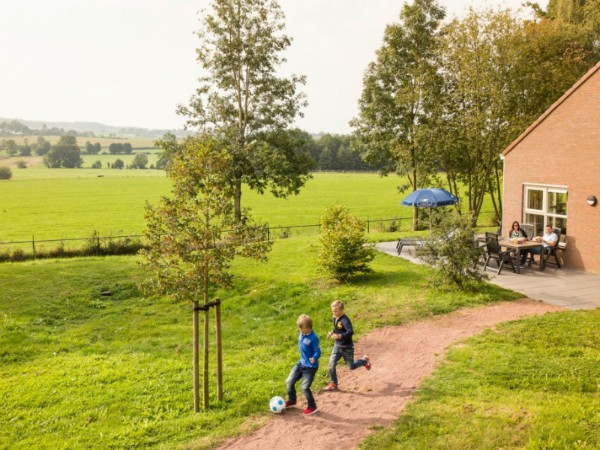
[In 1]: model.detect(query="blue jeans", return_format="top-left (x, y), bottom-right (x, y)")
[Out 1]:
top-left (522, 246), bottom-right (550, 264)
top-left (328, 345), bottom-right (367, 385)
top-left (286, 362), bottom-right (317, 408)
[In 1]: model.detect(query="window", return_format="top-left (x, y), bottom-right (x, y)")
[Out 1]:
top-left (523, 185), bottom-right (567, 241)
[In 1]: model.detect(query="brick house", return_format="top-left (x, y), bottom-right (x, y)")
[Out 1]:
top-left (501, 61), bottom-right (600, 274)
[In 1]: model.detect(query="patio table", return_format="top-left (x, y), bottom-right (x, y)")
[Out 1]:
top-left (499, 238), bottom-right (545, 274)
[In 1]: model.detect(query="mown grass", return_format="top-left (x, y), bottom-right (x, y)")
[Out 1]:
top-left (0, 234), bottom-right (521, 449)
top-left (0, 171), bottom-right (447, 243)
top-left (359, 310), bottom-right (600, 449)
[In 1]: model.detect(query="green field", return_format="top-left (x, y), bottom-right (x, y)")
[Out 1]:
top-left (1, 167), bottom-right (441, 244)
top-left (2, 237), bottom-right (598, 449)
top-left (1, 160), bottom-right (598, 449)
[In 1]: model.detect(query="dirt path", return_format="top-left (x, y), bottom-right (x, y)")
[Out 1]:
top-left (216, 299), bottom-right (563, 450)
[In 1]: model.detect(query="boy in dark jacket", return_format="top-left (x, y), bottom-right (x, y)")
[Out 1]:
top-left (323, 300), bottom-right (371, 391)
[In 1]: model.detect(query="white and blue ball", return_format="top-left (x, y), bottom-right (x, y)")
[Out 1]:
top-left (269, 396), bottom-right (285, 413)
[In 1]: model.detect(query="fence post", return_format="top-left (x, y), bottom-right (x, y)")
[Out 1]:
top-left (32, 235), bottom-right (36, 259)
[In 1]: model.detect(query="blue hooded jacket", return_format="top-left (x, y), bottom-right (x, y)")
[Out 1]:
top-left (298, 329), bottom-right (321, 368)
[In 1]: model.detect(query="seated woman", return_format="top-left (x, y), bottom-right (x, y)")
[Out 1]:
top-left (510, 221), bottom-right (528, 239)
top-left (509, 221), bottom-right (529, 267)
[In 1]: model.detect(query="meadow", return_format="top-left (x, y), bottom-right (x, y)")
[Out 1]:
top-left (2, 236), bottom-right (599, 449)
top-left (1, 159), bottom-right (598, 448)
top-left (1, 161), bottom-right (439, 245)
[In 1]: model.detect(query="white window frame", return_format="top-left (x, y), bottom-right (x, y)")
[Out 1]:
top-left (523, 183), bottom-right (568, 236)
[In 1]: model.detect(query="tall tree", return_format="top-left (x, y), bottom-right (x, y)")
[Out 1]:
top-left (351, 0), bottom-right (446, 231)
top-left (44, 135), bottom-right (83, 168)
top-left (178, 0), bottom-right (312, 221)
top-left (433, 8), bottom-right (590, 224)
top-left (140, 135), bottom-right (271, 411)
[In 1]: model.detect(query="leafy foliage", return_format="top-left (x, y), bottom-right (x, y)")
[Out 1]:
top-left (418, 209), bottom-right (486, 289)
top-left (140, 135), bottom-right (272, 303)
top-left (177, 0), bottom-right (311, 220)
top-left (352, 0), bottom-right (446, 230)
top-left (318, 203), bottom-right (376, 282)
top-left (44, 135), bottom-right (83, 168)
top-left (0, 166), bottom-right (12, 180)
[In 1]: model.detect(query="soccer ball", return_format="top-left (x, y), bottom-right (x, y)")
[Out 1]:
top-left (269, 396), bottom-right (285, 414)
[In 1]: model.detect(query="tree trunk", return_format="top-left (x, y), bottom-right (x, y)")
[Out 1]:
top-left (234, 176), bottom-right (242, 222)
top-left (215, 299), bottom-right (223, 401)
top-left (192, 300), bottom-right (200, 413)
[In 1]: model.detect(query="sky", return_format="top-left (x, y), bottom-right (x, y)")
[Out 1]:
top-left (0, 0), bottom-right (544, 134)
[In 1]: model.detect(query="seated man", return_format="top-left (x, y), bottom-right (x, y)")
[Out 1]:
top-left (520, 224), bottom-right (557, 268)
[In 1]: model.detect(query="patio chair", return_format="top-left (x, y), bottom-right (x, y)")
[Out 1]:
top-left (483, 232), bottom-right (517, 275)
top-left (528, 228), bottom-right (562, 269)
top-left (396, 238), bottom-right (422, 255)
top-left (520, 223), bottom-right (534, 240)
top-left (545, 228), bottom-right (563, 268)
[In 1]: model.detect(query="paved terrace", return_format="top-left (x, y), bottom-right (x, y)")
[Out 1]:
top-left (376, 241), bottom-right (600, 311)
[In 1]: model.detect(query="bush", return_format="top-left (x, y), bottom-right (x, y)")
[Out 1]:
top-left (318, 203), bottom-right (375, 282)
top-left (16, 160), bottom-right (27, 169)
top-left (417, 210), bottom-right (486, 290)
top-left (0, 166), bottom-right (12, 180)
top-left (91, 160), bottom-right (102, 169)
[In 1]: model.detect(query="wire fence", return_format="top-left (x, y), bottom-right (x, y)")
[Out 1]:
top-left (0, 210), bottom-right (499, 262)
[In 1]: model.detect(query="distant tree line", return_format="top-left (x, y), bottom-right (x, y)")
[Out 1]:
top-left (0, 120), bottom-right (95, 137)
top-left (310, 133), bottom-right (377, 171)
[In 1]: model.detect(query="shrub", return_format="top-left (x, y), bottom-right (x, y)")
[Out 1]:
top-left (16, 160), bottom-right (27, 169)
top-left (91, 160), bottom-right (102, 169)
top-left (417, 210), bottom-right (486, 290)
top-left (318, 203), bottom-right (375, 282)
top-left (0, 166), bottom-right (12, 180)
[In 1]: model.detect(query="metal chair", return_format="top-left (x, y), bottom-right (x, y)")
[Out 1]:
top-left (483, 232), bottom-right (517, 275)
top-left (520, 223), bottom-right (534, 240)
top-left (529, 228), bottom-right (562, 269)
top-left (545, 228), bottom-right (563, 268)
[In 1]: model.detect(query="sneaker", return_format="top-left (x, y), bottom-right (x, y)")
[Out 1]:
top-left (364, 356), bottom-right (372, 371)
top-left (285, 400), bottom-right (296, 408)
top-left (303, 406), bottom-right (318, 415)
top-left (322, 382), bottom-right (337, 391)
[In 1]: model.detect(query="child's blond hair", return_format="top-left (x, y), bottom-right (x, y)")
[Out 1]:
top-left (297, 314), bottom-right (313, 329)
top-left (331, 300), bottom-right (345, 311)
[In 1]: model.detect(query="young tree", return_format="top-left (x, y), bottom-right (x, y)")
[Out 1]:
top-left (352, 0), bottom-right (446, 231)
top-left (140, 135), bottom-right (271, 411)
top-left (177, 0), bottom-right (312, 221)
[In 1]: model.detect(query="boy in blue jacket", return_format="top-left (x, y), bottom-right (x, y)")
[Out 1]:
top-left (285, 314), bottom-right (321, 415)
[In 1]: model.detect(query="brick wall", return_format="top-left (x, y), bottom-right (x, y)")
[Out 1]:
top-left (502, 66), bottom-right (600, 273)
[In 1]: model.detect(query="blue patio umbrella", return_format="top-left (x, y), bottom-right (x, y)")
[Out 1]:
top-left (401, 188), bottom-right (458, 229)
top-left (401, 188), bottom-right (458, 208)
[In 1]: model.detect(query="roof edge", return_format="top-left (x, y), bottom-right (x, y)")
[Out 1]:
top-left (502, 61), bottom-right (600, 157)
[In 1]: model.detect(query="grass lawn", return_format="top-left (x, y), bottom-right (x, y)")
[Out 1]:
top-left (0, 170), bottom-right (447, 244)
top-left (359, 310), bottom-right (600, 449)
top-left (1, 234), bottom-right (524, 449)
